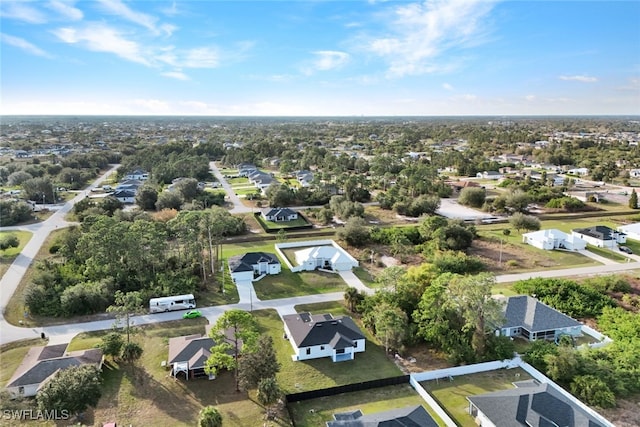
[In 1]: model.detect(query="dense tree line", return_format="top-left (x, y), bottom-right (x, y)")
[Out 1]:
top-left (25, 208), bottom-right (246, 317)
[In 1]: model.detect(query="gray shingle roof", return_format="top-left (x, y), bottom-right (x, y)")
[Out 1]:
top-left (503, 296), bottom-right (581, 332)
top-left (7, 346), bottom-right (103, 387)
top-left (283, 312), bottom-right (365, 348)
top-left (228, 252), bottom-right (280, 273)
top-left (572, 225), bottom-right (623, 241)
top-left (168, 334), bottom-right (215, 368)
top-left (263, 207), bottom-right (297, 218)
top-left (467, 380), bottom-right (605, 427)
top-left (326, 405), bottom-right (439, 427)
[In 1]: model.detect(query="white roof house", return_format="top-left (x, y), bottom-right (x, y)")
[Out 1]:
top-left (294, 245), bottom-right (358, 272)
top-left (617, 223), bottom-right (640, 241)
top-left (522, 229), bottom-right (586, 251)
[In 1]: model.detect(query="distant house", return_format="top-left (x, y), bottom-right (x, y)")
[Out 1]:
top-left (294, 245), bottom-right (359, 272)
top-left (476, 171), bottom-right (503, 180)
top-left (468, 379), bottom-right (606, 427)
top-left (566, 167), bottom-right (589, 176)
top-left (282, 312), bottom-right (365, 362)
top-left (617, 222), bottom-right (640, 241)
top-left (327, 405), bottom-right (438, 427)
top-left (115, 179), bottom-right (144, 192)
top-left (6, 344), bottom-right (103, 397)
top-left (124, 169), bottom-right (149, 180)
top-left (296, 170), bottom-right (314, 187)
top-left (498, 295), bottom-right (582, 342)
top-left (113, 189), bottom-right (136, 204)
top-left (228, 252), bottom-right (281, 282)
top-left (263, 208), bottom-right (298, 222)
top-left (522, 229), bottom-right (587, 251)
top-left (237, 164), bottom-right (258, 177)
top-left (572, 225), bottom-right (626, 248)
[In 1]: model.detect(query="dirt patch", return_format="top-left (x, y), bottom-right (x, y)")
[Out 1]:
top-left (468, 239), bottom-right (556, 273)
top-left (390, 343), bottom-right (452, 374)
top-left (599, 397), bottom-right (640, 427)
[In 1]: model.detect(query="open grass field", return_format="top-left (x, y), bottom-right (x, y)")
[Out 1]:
top-left (0, 230), bottom-right (32, 279)
top-left (253, 308), bottom-right (402, 394)
top-left (254, 269), bottom-right (347, 300)
top-left (421, 368), bottom-right (533, 427)
top-left (234, 186), bottom-right (259, 196)
top-left (289, 384), bottom-right (446, 427)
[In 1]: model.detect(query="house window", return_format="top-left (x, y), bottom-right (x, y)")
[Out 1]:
top-left (306, 348), bottom-right (311, 355)
top-left (336, 349), bottom-right (345, 354)
top-left (18, 387), bottom-right (24, 395)
top-left (354, 341), bottom-right (358, 348)
top-left (320, 346), bottom-right (324, 350)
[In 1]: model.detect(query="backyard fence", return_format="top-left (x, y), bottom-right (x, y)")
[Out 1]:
top-left (285, 375), bottom-right (410, 403)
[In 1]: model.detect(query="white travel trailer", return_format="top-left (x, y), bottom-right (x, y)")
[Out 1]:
top-left (149, 294), bottom-right (196, 313)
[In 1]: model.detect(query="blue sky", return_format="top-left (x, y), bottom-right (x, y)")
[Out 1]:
top-left (1, 0), bottom-right (639, 116)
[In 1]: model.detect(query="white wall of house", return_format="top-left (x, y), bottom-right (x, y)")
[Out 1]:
top-left (571, 232), bottom-right (623, 248)
top-left (7, 383), bottom-right (39, 398)
top-left (473, 409), bottom-right (496, 427)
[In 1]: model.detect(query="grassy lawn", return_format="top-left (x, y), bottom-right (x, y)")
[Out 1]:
top-left (234, 187), bottom-right (259, 196)
top-left (59, 320), bottom-right (290, 427)
top-left (289, 384), bottom-right (446, 427)
top-left (0, 230), bottom-right (32, 279)
top-left (586, 245), bottom-right (627, 262)
top-left (256, 216), bottom-right (311, 231)
top-left (352, 267), bottom-right (375, 287)
top-left (422, 368), bottom-right (533, 427)
top-left (0, 338), bottom-right (48, 387)
top-left (218, 168), bottom-right (238, 175)
top-left (228, 177), bottom-right (249, 186)
top-left (254, 269), bottom-right (347, 300)
top-left (253, 308), bottom-right (402, 394)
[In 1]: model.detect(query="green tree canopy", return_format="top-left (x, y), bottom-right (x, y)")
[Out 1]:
top-left (36, 365), bottom-right (102, 416)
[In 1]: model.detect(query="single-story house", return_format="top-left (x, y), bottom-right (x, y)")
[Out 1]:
top-left (6, 344), bottom-right (103, 397)
top-left (296, 170), bottom-right (314, 187)
top-left (283, 312), bottom-right (365, 362)
top-left (294, 245), bottom-right (358, 272)
top-left (327, 405), bottom-right (438, 427)
top-left (115, 179), bottom-right (144, 192)
top-left (566, 167), bottom-right (589, 176)
top-left (522, 229), bottom-right (587, 251)
top-left (228, 252), bottom-right (281, 282)
top-left (572, 225), bottom-right (626, 248)
top-left (168, 328), bottom-right (239, 380)
top-left (113, 189), bottom-right (136, 204)
top-left (468, 379), bottom-right (606, 427)
top-left (124, 169), bottom-right (149, 180)
top-left (263, 208), bottom-right (298, 222)
top-left (617, 222), bottom-right (640, 241)
top-left (498, 295), bottom-right (582, 342)
top-left (237, 163), bottom-right (257, 177)
top-left (476, 171), bottom-right (503, 180)
top-left (168, 334), bottom-right (215, 380)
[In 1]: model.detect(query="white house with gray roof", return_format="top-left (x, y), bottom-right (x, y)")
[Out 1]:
top-left (6, 344), bottom-right (103, 397)
top-left (283, 312), bottom-right (365, 362)
top-left (227, 252), bottom-right (281, 282)
top-left (498, 296), bottom-right (582, 342)
top-left (468, 379), bottom-right (606, 427)
top-left (571, 225), bottom-right (626, 248)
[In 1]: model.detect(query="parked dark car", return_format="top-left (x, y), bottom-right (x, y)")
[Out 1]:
top-left (618, 246), bottom-right (633, 254)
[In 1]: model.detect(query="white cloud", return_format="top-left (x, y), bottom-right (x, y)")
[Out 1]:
top-left (1, 33), bottom-right (52, 57)
top-left (52, 23), bottom-right (150, 65)
top-left (525, 95), bottom-right (536, 101)
top-left (162, 70), bottom-right (189, 80)
top-left (559, 75), bottom-right (598, 83)
top-left (96, 0), bottom-right (159, 33)
top-left (302, 51), bottom-right (350, 74)
top-left (365, 0), bottom-right (497, 77)
top-left (442, 82), bottom-right (453, 91)
top-left (0, 2), bottom-right (47, 24)
top-left (182, 47), bottom-right (219, 68)
top-left (46, 1), bottom-right (83, 21)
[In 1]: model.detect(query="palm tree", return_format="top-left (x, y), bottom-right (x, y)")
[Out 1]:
top-left (344, 287), bottom-right (360, 313)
